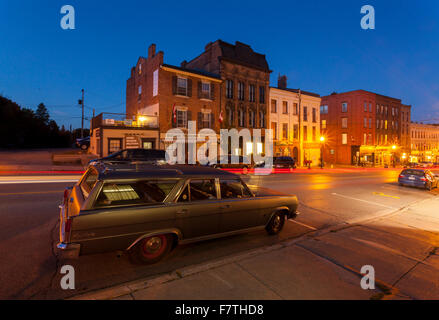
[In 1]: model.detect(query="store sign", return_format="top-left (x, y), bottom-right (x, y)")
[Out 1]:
top-left (125, 136), bottom-right (140, 149)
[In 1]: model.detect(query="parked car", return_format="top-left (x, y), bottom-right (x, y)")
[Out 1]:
top-left (273, 156), bottom-right (297, 169)
top-left (57, 163), bottom-right (299, 264)
top-left (88, 148), bottom-right (167, 166)
top-left (76, 136), bottom-right (90, 150)
top-left (398, 168), bottom-right (438, 191)
top-left (209, 155), bottom-right (254, 173)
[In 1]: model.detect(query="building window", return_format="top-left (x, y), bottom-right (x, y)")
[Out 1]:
top-left (271, 99), bottom-right (277, 113)
top-left (108, 138), bottom-right (122, 154)
top-left (138, 64), bottom-right (142, 75)
top-left (368, 133), bottom-right (372, 144)
top-left (303, 126), bottom-right (308, 141)
top-left (238, 109), bottom-right (245, 127)
top-left (293, 124), bottom-right (298, 139)
top-left (249, 85), bottom-right (255, 102)
top-left (320, 105), bottom-right (328, 114)
top-left (377, 119), bottom-right (380, 129)
top-left (342, 102), bottom-right (348, 113)
top-left (312, 108), bottom-right (317, 122)
top-left (259, 86), bottom-right (265, 103)
top-left (385, 120), bottom-right (388, 130)
top-left (201, 82), bottom-right (211, 99)
top-left (282, 101), bottom-right (288, 114)
top-left (249, 110), bottom-right (255, 127)
top-left (282, 123), bottom-right (288, 140)
top-left (364, 102), bottom-right (367, 112)
top-left (138, 85), bottom-right (142, 101)
top-left (238, 82), bottom-right (245, 101)
top-left (342, 133), bottom-right (347, 145)
top-left (176, 110), bottom-right (188, 128)
top-left (227, 107), bottom-right (234, 125)
top-left (312, 126), bottom-right (316, 141)
top-left (369, 118), bottom-right (372, 129)
top-left (226, 80), bottom-right (234, 99)
top-left (153, 69), bottom-right (158, 96)
top-left (294, 103), bottom-right (299, 115)
top-left (321, 119), bottom-right (327, 129)
top-left (303, 106), bottom-right (308, 121)
top-left (341, 117), bottom-right (348, 129)
top-left (259, 110), bottom-right (265, 128)
top-left (369, 103), bottom-right (372, 113)
top-left (201, 112), bottom-right (211, 129)
top-left (176, 77), bottom-right (188, 96)
top-left (271, 122), bottom-right (277, 140)
top-left (364, 118), bottom-right (367, 128)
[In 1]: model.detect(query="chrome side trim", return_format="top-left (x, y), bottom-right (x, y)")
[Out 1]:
top-left (179, 226), bottom-right (265, 245)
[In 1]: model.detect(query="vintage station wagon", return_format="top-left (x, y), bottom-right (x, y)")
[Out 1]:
top-left (57, 163), bottom-right (299, 264)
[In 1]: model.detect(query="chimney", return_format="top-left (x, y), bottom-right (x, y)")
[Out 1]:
top-left (148, 44), bottom-right (156, 58)
top-left (181, 60), bottom-right (187, 68)
top-left (278, 75), bottom-right (287, 89)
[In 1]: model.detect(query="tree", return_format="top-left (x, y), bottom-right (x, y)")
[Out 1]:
top-left (35, 103), bottom-right (50, 125)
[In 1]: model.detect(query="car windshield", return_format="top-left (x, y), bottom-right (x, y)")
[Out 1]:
top-left (94, 179), bottom-right (178, 207)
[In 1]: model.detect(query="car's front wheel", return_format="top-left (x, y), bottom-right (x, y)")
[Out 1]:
top-left (130, 234), bottom-right (172, 264)
top-left (265, 212), bottom-right (285, 235)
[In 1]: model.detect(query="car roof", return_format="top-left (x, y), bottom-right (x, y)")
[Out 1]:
top-left (91, 163), bottom-right (239, 180)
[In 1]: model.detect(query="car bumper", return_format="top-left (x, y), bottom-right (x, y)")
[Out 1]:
top-left (57, 242), bottom-right (81, 259)
top-left (287, 210), bottom-right (299, 219)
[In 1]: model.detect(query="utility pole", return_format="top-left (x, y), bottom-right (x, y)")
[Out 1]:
top-left (81, 89), bottom-right (84, 138)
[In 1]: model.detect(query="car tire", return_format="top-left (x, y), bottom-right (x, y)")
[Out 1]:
top-left (426, 182), bottom-right (432, 191)
top-left (130, 234), bottom-right (172, 264)
top-left (80, 144), bottom-right (88, 150)
top-left (265, 212), bottom-right (285, 235)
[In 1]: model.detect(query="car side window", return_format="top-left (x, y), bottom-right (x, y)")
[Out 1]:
top-left (177, 184), bottom-right (189, 202)
top-left (189, 179), bottom-right (217, 201)
top-left (94, 179), bottom-right (177, 207)
top-left (220, 179), bottom-right (252, 199)
top-left (79, 168), bottom-right (98, 199)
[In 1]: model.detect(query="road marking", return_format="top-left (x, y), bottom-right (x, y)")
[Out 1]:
top-left (331, 192), bottom-right (395, 209)
top-left (287, 219), bottom-right (318, 230)
top-left (0, 190), bottom-right (61, 196)
top-left (372, 192), bottom-right (400, 199)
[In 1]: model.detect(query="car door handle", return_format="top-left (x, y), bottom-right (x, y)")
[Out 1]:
top-left (219, 205), bottom-right (231, 209)
top-left (176, 209), bottom-right (188, 214)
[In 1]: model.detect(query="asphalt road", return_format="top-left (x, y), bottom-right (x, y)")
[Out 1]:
top-left (0, 169), bottom-right (437, 299)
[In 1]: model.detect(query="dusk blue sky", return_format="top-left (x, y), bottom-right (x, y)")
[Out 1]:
top-left (1, 0), bottom-right (438, 129)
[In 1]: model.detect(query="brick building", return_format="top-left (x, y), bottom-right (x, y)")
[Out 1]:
top-left (125, 44), bottom-right (222, 152)
top-left (320, 90), bottom-right (409, 166)
top-left (184, 40), bottom-right (271, 155)
top-left (410, 122), bottom-right (439, 163)
top-left (269, 75), bottom-right (322, 166)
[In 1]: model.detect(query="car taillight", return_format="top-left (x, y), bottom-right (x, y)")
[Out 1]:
top-left (420, 177), bottom-right (427, 181)
top-left (63, 189), bottom-right (69, 205)
top-left (399, 175), bottom-right (404, 178)
top-left (65, 218), bottom-right (72, 233)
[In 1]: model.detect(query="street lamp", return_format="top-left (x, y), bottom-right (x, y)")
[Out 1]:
top-left (391, 145), bottom-right (397, 168)
top-left (319, 136), bottom-right (325, 169)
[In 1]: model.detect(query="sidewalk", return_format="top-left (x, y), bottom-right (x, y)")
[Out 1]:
top-left (71, 197), bottom-right (439, 300)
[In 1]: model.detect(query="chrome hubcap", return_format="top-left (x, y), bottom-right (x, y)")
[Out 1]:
top-left (145, 236), bottom-right (162, 253)
top-left (273, 215), bottom-right (281, 229)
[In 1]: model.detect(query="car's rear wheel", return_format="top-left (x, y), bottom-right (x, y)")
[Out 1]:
top-left (80, 144), bottom-right (88, 150)
top-left (426, 182), bottom-right (432, 191)
top-left (265, 212), bottom-right (285, 235)
top-left (130, 234), bottom-right (172, 264)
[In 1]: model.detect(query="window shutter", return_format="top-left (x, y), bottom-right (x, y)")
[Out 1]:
top-left (210, 83), bottom-right (215, 100)
top-left (198, 112), bottom-right (203, 128)
top-left (243, 109), bottom-right (246, 127)
top-left (210, 113), bottom-right (214, 128)
top-left (187, 79), bottom-right (192, 97)
top-left (198, 81), bottom-right (202, 99)
top-left (172, 76), bottom-right (177, 95)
